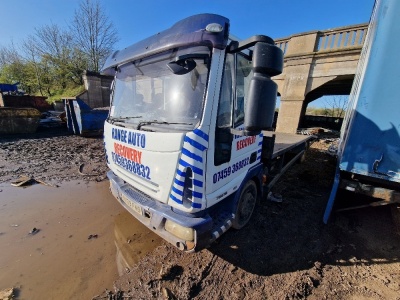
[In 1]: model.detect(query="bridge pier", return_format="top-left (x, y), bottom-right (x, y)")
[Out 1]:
top-left (275, 31), bottom-right (318, 133)
top-left (276, 100), bottom-right (305, 133)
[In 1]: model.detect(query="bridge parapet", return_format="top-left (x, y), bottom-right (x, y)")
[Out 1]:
top-left (275, 23), bottom-right (368, 55)
top-left (317, 23), bottom-right (368, 51)
top-left (275, 38), bottom-right (290, 55)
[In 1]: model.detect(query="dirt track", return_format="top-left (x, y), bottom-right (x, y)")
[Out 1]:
top-left (1, 127), bottom-right (399, 300)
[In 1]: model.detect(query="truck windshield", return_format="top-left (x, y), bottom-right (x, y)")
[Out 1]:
top-left (109, 46), bottom-right (210, 131)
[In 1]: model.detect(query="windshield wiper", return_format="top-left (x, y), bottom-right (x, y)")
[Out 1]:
top-left (137, 120), bottom-right (193, 130)
top-left (109, 116), bottom-right (142, 124)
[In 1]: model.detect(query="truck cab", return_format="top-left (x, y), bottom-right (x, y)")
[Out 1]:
top-left (102, 14), bottom-right (284, 251)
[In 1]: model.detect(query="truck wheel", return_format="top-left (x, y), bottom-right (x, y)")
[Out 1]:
top-left (232, 180), bottom-right (257, 229)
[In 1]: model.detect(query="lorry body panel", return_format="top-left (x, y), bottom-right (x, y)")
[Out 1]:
top-left (324, 0), bottom-right (400, 223)
top-left (340, 0), bottom-right (400, 182)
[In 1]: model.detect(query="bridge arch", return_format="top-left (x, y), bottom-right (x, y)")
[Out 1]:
top-left (272, 23), bottom-right (368, 133)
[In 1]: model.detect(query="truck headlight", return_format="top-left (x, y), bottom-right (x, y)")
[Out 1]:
top-left (165, 219), bottom-right (194, 241)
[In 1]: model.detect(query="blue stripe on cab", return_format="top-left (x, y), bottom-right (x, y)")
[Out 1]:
top-left (170, 194), bottom-right (183, 204)
top-left (172, 186), bottom-right (183, 196)
top-left (193, 191), bottom-right (202, 198)
top-left (179, 159), bottom-right (203, 176)
top-left (193, 129), bottom-right (209, 142)
top-left (192, 202), bottom-right (202, 208)
top-left (176, 169), bottom-right (185, 177)
top-left (193, 179), bottom-right (203, 187)
top-left (182, 148), bottom-right (202, 162)
top-left (184, 136), bottom-right (207, 151)
top-left (174, 178), bottom-right (184, 187)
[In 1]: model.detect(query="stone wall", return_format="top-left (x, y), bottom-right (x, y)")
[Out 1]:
top-left (78, 70), bottom-right (113, 109)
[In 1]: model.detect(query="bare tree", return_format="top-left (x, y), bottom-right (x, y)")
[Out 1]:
top-left (33, 24), bottom-right (76, 89)
top-left (21, 23), bottom-right (89, 94)
top-left (323, 95), bottom-right (348, 118)
top-left (33, 24), bottom-right (72, 59)
top-left (71, 0), bottom-right (118, 72)
top-left (0, 0), bottom-right (118, 98)
top-left (22, 38), bottom-right (44, 95)
top-left (0, 42), bottom-right (21, 68)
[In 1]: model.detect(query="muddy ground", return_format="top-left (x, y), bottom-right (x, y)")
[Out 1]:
top-left (0, 127), bottom-right (108, 184)
top-left (1, 127), bottom-right (399, 300)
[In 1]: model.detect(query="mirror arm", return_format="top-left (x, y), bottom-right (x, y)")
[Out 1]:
top-left (228, 35), bottom-right (274, 53)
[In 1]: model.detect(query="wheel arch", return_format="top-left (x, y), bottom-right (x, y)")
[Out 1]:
top-left (231, 164), bottom-right (263, 215)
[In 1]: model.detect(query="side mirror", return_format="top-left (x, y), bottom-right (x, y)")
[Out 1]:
top-left (244, 42), bottom-right (283, 134)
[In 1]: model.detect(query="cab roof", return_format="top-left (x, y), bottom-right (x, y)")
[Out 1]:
top-left (102, 14), bottom-right (230, 75)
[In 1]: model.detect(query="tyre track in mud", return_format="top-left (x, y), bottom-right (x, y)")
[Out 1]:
top-left (187, 254), bottom-right (218, 299)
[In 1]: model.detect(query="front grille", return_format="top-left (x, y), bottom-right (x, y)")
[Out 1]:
top-left (122, 184), bottom-right (154, 207)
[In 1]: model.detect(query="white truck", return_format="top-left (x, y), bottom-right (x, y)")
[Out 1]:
top-left (102, 14), bottom-right (311, 251)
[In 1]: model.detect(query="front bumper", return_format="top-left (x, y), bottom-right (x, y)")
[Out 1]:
top-left (107, 170), bottom-right (213, 251)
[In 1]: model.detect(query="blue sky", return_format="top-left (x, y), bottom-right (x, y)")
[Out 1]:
top-left (0, 0), bottom-right (375, 50)
top-left (0, 0), bottom-right (375, 106)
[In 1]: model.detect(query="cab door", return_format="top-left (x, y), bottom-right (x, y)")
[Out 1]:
top-left (205, 52), bottom-right (262, 206)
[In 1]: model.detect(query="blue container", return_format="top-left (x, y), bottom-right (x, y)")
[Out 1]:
top-left (324, 0), bottom-right (400, 222)
top-left (64, 98), bottom-right (109, 136)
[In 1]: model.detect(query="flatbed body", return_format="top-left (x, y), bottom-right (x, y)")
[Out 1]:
top-left (263, 131), bottom-right (313, 158)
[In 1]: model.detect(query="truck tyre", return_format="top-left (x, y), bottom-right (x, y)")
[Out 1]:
top-left (232, 180), bottom-right (257, 229)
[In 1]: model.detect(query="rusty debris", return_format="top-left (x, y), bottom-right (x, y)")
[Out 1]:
top-left (11, 176), bottom-right (54, 187)
top-left (88, 234), bottom-right (98, 240)
top-left (0, 287), bottom-right (14, 300)
top-left (11, 175), bottom-right (34, 187)
top-left (29, 227), bottom-right (40, 235)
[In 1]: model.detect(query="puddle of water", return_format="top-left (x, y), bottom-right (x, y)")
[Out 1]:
top-left (0, 180), bottom-right (161, 300)
top-left (114, 211), bottom-right (163, 276)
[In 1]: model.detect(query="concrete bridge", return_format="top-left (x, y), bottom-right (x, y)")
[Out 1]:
top-left (273, 23), bottom-right (368, 133)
